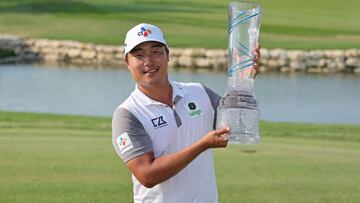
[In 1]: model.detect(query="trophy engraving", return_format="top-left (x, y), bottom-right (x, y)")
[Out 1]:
top-left (216, 1), bottom-right (262, 144)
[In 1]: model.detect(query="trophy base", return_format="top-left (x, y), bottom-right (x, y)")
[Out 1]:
top-left (228, 132), bottom-right (260, 144)
top-left (216, 106), bottom-right (260, 145)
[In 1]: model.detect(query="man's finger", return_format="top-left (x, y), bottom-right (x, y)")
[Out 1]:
top-left (215, 127), bottom-right (230, 135)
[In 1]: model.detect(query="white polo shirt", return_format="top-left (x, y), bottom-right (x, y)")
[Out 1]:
top-left (112, 80), bottom-right (221, 203)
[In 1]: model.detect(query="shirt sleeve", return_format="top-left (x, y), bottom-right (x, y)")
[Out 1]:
top-left (112, 107), bottom-right (153, 163)
top-left (202, 85), bottom-right (221, 129)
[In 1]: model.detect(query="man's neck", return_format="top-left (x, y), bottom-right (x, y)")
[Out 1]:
top-left (138, 81), bottom-right (173, 107)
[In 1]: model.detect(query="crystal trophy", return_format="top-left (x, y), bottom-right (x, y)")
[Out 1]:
top-left (216, 1), bottom-right (262, 144)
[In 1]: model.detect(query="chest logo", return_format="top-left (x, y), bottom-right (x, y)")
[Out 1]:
top-left (185, 101), bottom-right (202, 118)
top-left (151, 116), bottom-right (168, 129)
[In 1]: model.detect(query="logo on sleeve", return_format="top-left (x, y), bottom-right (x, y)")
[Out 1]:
top-left (185, 101), bottom-right (202, 118)
top-left (116, 132), bottom-right (133, 154)
top-left (151, 115), bottom-right (168, 129)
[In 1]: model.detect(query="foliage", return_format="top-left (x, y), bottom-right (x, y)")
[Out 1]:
top-left (0, 48), bottom-right (15, 58)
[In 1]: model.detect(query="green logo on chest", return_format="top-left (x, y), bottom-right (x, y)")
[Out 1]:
top-left (189, 109), bottom-right (202, 117)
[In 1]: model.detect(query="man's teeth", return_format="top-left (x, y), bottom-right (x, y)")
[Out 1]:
top-left (147, 69), bottom-right (157, 73)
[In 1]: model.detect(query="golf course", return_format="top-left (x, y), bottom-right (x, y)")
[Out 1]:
top-left (1, 0), bottom-right (360, 202)
top-left (0, 111), bottom-right (359, 202)
top-left (0, 0), bottom-right (359, 49)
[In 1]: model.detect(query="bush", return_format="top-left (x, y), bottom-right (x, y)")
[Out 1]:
top-left (0, 48), bottom-right (16, 58)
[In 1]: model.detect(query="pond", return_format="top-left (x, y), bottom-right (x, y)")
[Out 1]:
top-left (0, 64), bottom-right (359, 124)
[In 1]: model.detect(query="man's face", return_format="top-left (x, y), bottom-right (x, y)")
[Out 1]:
top-left (126, 41), bottom-right (169, 88)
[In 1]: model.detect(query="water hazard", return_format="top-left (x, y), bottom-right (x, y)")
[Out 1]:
top-left (0, 64), bottom-right (359, 124)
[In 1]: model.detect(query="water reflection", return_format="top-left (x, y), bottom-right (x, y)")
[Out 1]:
top-left (0, 64), bottom-right (359, 124)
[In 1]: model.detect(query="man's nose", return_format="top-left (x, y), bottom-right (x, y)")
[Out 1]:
top-left (143, 55), bottom-right (153, 66)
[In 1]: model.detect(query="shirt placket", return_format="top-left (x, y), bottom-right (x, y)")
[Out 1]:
top-left (172, 95), bottom-right (183, 128)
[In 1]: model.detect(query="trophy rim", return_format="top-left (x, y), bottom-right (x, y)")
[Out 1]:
top-left (228, 1), bottom-right (263, 11)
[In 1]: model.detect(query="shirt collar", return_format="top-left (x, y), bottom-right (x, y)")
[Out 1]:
top-left (132, 80), bottom-right (188, 106)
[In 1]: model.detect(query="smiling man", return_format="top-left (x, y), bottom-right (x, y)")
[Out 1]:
top-left (112, 23), bottom-right (260, 203)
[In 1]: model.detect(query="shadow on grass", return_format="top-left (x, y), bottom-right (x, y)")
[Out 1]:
top-left (241, 149), bottom-right (257, 153)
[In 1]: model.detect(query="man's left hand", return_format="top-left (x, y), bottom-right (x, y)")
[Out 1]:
top-left (253, 43), bottom-right (261, 78)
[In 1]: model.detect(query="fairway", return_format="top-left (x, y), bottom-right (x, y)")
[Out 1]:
top-left (0, 0), bottom-right (359, 49)
top-left (1, 111), bottom-right (359, 202)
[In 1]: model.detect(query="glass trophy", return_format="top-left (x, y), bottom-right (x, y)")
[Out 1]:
top-left (216, 1), bottom-right (262, 144)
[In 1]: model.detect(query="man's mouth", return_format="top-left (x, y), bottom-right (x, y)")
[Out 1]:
top-left (143, 67), bottom-right (159, 74)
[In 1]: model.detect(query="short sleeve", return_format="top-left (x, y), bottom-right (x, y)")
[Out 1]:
top-left (112, 107), bottom-right (153, 163)
top-left (202, 85), bottom-right (221, 129)
top-left (203, 85), bottom-right (221, 111)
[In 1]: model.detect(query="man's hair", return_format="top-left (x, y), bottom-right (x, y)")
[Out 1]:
top-left (125, 44), bottom-right (169, 62)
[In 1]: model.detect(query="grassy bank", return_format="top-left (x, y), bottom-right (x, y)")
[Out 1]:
top-left (1, 111), bottom-right (359, 202)
top-left (0, 0), bottom-right (359, 49)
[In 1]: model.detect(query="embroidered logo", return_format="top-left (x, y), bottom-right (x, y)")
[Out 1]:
top-left (185, 101), bottom-right (202, 118)
top-left (151, 116), bottom-right (168, 129)
top-left (188, 102), bottom-right (196, 110)
top-left (116, 132), bottom-right (133, 154)
top-left (138, 27), bottom-right (152, 37)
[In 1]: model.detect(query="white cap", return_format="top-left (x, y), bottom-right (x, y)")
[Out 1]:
top-left (124, 23), bottom-right (167, 55)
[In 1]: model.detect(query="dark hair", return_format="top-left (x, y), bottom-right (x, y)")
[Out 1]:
top-left (125, 43), bottom-right (169, 61)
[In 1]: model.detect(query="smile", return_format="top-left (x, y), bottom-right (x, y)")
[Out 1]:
top-left (143, 67), bottom-right (159, 74)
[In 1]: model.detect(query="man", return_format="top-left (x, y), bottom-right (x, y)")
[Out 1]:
top-left (112, 23), bottom-right (260, 203)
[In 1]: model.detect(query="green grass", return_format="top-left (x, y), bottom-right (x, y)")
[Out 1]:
top-left (0, 0), bottom-right (359, 49)
top-left (1, 111), bottom-right (360, 202)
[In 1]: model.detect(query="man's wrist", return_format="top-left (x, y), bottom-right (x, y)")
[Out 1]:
top-left (195, 137), bottom-right (209, 152)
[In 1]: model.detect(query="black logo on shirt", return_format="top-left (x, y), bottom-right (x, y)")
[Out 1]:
top-left (186, 101), bottom-right (202, 118)
top-left (151, 116), bottom-right (168, 129)
top-left (188, 102), bottom-right (196, 110)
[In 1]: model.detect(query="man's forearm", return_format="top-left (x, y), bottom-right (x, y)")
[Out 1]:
top-left (129, 138), bottom-right (207, 188)
top-left (127, 127), bottom-right (229, 188)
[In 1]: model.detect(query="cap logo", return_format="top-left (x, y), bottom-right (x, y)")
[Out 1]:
top-left (137, 27), bottom-right (152, 37)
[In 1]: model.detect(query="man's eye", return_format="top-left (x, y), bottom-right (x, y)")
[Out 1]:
top-left (153, 49), bottom-right (162, 54)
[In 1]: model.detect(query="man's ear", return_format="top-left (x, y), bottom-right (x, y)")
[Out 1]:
top-left (125, 54), bottom-right (129, 65)
top-left (166, 48), bottom-right (170, 61)
top-left (125, 55), bottom-right (132, 71)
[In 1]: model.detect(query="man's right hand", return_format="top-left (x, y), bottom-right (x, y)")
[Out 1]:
top-left (199, 127), bottom-right (231, 149)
